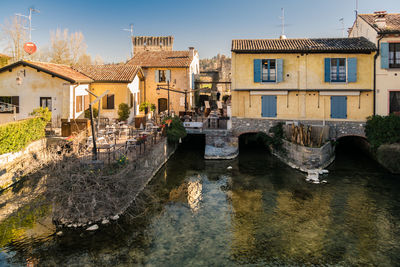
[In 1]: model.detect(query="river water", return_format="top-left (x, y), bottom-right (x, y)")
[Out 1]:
top-left (1, 137), bottom-right (400, 266)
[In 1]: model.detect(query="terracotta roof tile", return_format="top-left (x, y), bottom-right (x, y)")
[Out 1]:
top-left (74, 64), bottom-right (141, 82)
top-left (231, 37), bottom-right (376, 53)
top-left (28, 61), bottom-right (92, 83)
top-left (127, 51), bottom-right (193, 68)
top-left (359, 13), bottom-right (400, 33)
top-left (0, 54), bottom-right (11, 58)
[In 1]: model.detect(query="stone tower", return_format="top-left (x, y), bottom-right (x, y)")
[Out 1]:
top-left (132, 36), bottom-right (174, 54)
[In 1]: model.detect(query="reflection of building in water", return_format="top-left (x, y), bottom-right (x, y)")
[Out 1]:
top-left (187, 180), bottom-right (202, 212)
top-left (168, 177), bottom-right (203, 212)
top-left (230, 189), bottom-right (263, 261)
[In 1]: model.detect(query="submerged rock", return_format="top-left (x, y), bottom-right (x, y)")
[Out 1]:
top-left (111, 215), bottom-right (119, 221)
top-left (102, 219), bottom-right (110, 225)
top-left (86, 224), bottom-right (99, 231)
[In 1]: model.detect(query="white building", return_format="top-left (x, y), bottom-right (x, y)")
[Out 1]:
top-left (0, 60), bottom-right (93, 126)
top-left (349, 11), bottom-right (400, 115)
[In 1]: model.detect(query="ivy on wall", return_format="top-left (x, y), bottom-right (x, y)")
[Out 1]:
top-left (0, 107), bottom-right (51, 155)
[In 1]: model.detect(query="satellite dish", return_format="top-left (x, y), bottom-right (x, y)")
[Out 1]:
top-left (24, 42), bottom-right (37, 55)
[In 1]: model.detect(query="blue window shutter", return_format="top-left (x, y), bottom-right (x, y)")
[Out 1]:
top-left (166, 70), bottom-right (171, 82)
top-left (191, 73), bottom-right (195, 89)
top-left (381, 43), bottom-right (389, 69)
top-left (324, 58), bottom-right (331, 82)
top-left (254, 59), bottom-right (261, 83)
top-left (261, 95), bottom-right (277, 117)
top-left (155, 70), bottom-right (159, 83)
top-left (276, 59), bottom-right (283, 82)
top-left (331, 96), bottom-right (347, 119)
top-left (347, 57), bottom-right (357, 82)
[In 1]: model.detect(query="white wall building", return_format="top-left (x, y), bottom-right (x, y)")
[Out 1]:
top-left (349, 11), bottom-right (400, 115)
top-left (0, 60), bottom-right (92, 126)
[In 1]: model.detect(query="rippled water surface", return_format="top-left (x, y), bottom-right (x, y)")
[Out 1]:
top-left (1, 138), bottom-right (400, 266)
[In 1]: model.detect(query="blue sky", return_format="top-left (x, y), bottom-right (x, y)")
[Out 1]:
top-left (0, 0), bottom-right (398, 63)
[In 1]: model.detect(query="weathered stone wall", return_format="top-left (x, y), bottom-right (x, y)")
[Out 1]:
top-left (0, 139), bottom-right (48, 190)
top-left (274, 140), bottom-right (335, 171)
top-left (231, 117), bottom-right (366, 139)
top-left (376, 143), bottom-right (400, 174)
top-left (204, 130), bottom-right (238, 159)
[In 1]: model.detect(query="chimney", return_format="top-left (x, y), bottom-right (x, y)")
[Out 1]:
top-left (279, 35), bottom-right (287, 40)
top-left (189, 47), bottom-right (195, 57)
top-left (374, 11), bottom-right (387, 29)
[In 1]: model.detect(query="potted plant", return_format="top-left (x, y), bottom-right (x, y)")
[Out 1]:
top-left (139, 101), bottom-right (150, 114)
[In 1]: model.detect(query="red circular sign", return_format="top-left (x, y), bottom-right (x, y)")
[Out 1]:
top-left (24, 42), bottom-right (37, 55)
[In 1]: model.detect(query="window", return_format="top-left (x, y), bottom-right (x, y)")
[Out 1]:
top-left (389, 43), bottom-right (400, 68)
top-left (76, 95), bottom-right (83, 113)
top-left (0, 96), bottom-right (19, 113)
top-left (262, 59), bottom-right (276, 82)
top-left (40, 97), bottom-right (52, 111)
top-left (102, 94), bottom-right (115, 110)
top-left (158, 70), bottom-right (167, 83)
top-left (390, 91), bottom-right (400, 114)
top-left (330, 58), bottom-right (346, 82)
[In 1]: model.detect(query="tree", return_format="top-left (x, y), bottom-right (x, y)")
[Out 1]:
top-left (49, 28), bottom-right (88, 65)
top-left (1, 16), bottom-right (28, 62)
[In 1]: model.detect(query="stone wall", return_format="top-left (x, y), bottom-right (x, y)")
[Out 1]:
top-left (274, 140), bottom-right (335, 172)
top-left (232, 117), bottom-right (366, 139)
top-left (0, 139), bottom-right (48, 190)
top-left (376, 143), bottom-right (400, 174)
top-left (204, 130), bottom-right (238, 159)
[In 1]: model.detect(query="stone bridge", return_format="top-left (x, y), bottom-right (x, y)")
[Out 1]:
top-left (231, 117), bottom-right (366, 140)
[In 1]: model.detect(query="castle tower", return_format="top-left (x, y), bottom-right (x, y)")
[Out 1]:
top-left (132, 36), bottom-right (174, 54)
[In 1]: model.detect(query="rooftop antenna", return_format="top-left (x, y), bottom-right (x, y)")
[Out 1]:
top-left (339, 18), bottom-right (345, 37)
top-left (15, 7), bottom-right (40, 41)
top-left (279, 8), bottom-right (287, 39)
top-left (355, 0), bottom-right (359, 26)
top-left (122, 23), bottom-right (134, 57)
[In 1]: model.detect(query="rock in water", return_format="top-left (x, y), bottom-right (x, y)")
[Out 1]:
top-left (306, 170), bottom-right (319, 184)
top-left (86, 224), bottom-right (99, 231)
top-left (227, 166), bottom-right (233, 170)
top-left (111, 215), bottom-right (119, 221)
top-left (102, 219), bottom-right (109, 225)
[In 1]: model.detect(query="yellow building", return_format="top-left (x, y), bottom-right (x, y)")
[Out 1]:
top-left (0, 54), bottom-right (10, 68)
top-left (349, 11), bottom-right (400, 116)
top-left (127, 37), bottom-right (199, 115)
top-left (231, 37), bottom-right (376, 121)
top-left (75, 64), bottom-right (144, 121)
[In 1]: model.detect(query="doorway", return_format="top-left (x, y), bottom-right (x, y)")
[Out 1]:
top-left (158, 98), bottom-right (167, 113)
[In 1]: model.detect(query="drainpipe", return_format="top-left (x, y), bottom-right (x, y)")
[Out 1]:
top-left (373, 35), bottom-right (384, 116)
top-left (72, 83), bottom-right (80, 119)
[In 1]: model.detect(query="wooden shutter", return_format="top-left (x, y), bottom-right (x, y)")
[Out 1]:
top-left (254, 59), bottom-right (262, 83)
top-left (261, 95), bottom-right (277, 117)
top-left (191, 73), bottom-right (195, 89)
top-left (11, 96), bottom-right (19, 113)
top-left (324, 58), bottom-right (331, 82)
top-left (108, 94), bottom-right (115, 109)
top-left (155, 70), bottom-right (159, 82)
top-left (166, 70), bottom-right (171, 82)
top-left (276, 59), bottom-right (283, 83)
top-left (84, 95), bottom-right (89, 110)
top-left (347, 58), bottom-right (357, 82)
top-left (381, 42), bottom-right (389, 69)
top-left (330, 96), bottom-right (347, 119)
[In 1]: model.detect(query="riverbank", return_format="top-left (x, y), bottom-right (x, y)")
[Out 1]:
top-left (52, 138), bottom-right (177, 229)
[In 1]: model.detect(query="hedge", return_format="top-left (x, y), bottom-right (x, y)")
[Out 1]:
top-left (365, 114), bottom-right (400, 151)
top-left (0, 107), bottom-right (51, 155)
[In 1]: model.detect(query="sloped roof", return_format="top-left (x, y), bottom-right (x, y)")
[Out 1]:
top-left (359, 13), bottom-right (400, 33)
top-left (74, 64), bottom-right (142, 82)
top-left (127, 50), bottom-right (193, 68)
top-left (0, 60), bottom-right (92, 83)
top-left (231, 37), bottom-right (376, 53)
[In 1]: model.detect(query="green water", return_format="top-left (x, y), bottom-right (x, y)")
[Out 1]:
top-left (1, 139), bottom-right (400, 266)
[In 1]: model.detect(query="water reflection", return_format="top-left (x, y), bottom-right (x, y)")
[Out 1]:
top-left (0, 143), bottom-right (400, 266)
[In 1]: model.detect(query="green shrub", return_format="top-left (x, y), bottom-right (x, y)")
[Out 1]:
top-left (0, 107), bottom-right (51, 155)
top-left (365, 115), bottom-right (400, 151)
top-left (139, 101), bottom-right (156, 113)
top-left (118, 103), bottom-right (130, 121)
top-left (254, 123), bottom-right (285, 152)
top-left (222, 95), bottom-right (230, 103)
top-left (162, 116), bottom-right (187, 143)
top-left (84, 107), bottom-right (98, 119)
